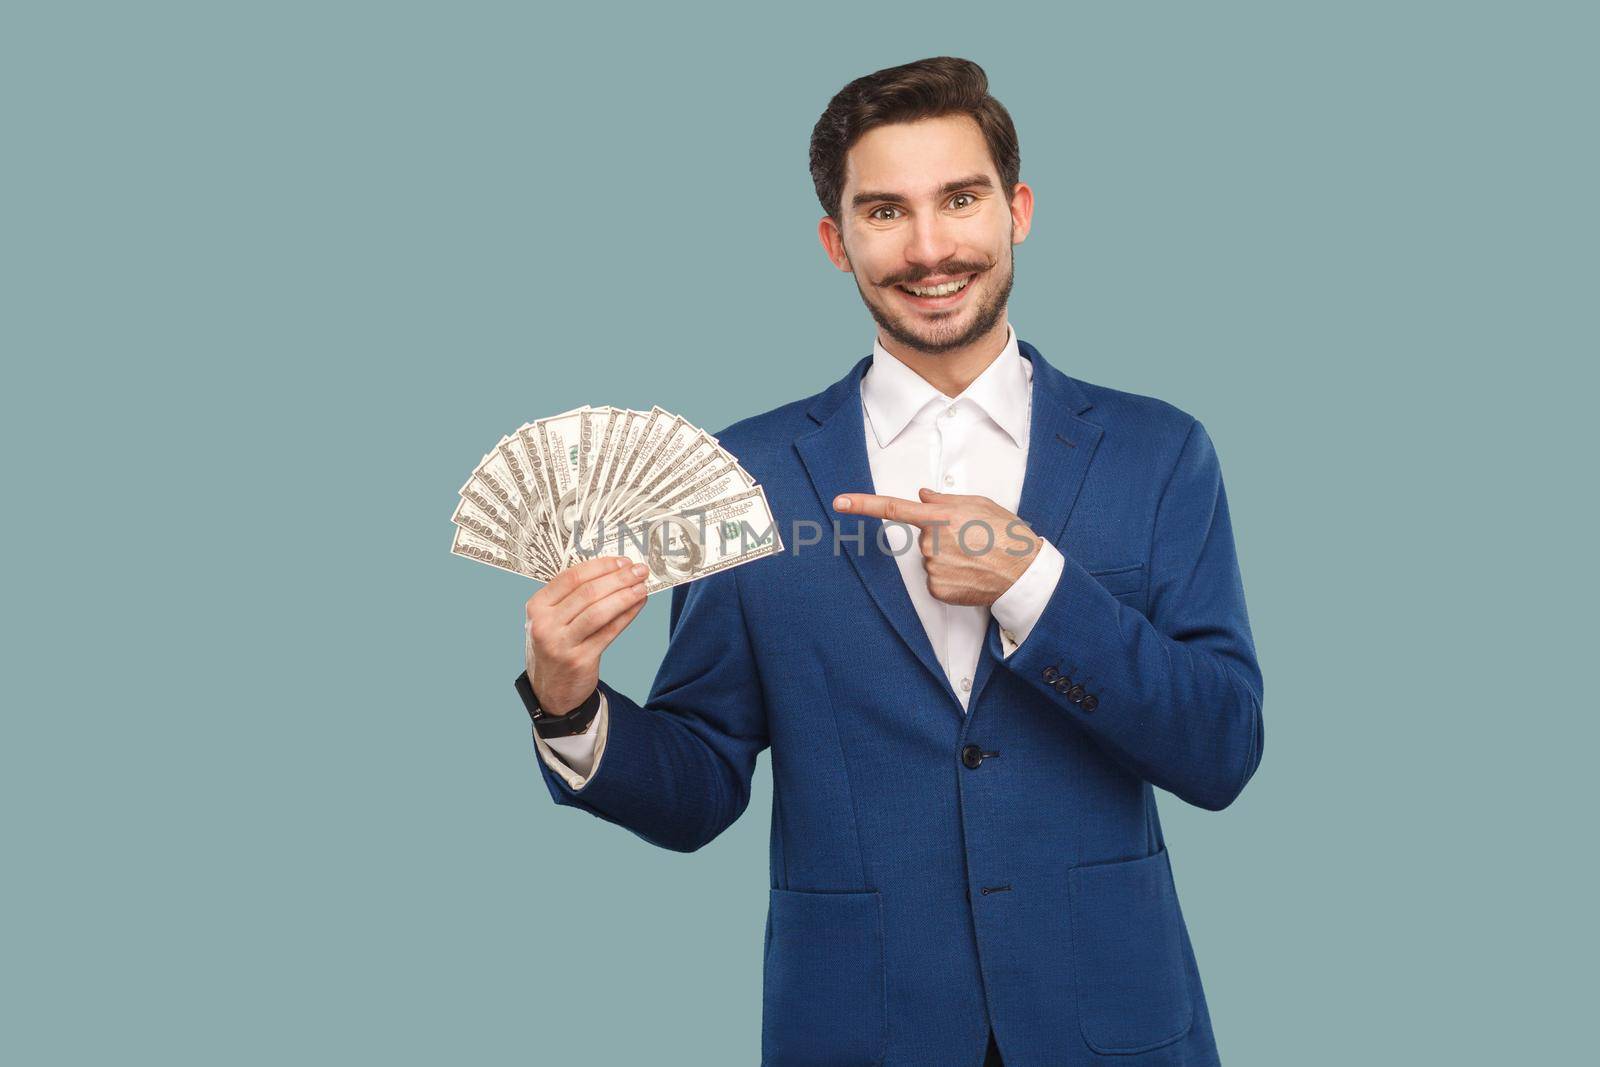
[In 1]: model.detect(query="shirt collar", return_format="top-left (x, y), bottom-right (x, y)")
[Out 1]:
top-left (861, 321), bottom-right (1032, 449)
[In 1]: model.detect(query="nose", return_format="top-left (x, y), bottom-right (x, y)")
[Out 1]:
top-left (903, 212), bottom-right (961, 275)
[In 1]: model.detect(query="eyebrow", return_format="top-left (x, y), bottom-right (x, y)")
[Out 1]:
top-left (851, 173), bottom-right (995, 210)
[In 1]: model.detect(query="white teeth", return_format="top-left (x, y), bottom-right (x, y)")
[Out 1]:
top-left (903, 276), bottom-right (971, 297)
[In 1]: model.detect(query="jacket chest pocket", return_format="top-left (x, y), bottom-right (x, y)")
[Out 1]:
top-left (1067, 846), bottom-right (1194, 1054)
top-left (762, 887), bottom-right (886, 1066)
top-left (1089, 562), bottom-right (1147, 615)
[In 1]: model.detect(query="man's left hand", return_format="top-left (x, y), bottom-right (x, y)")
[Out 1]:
top-left (833, 489), bottom-right (1040, 607)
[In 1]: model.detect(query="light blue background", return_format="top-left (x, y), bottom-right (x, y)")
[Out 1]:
top-left (4, 2), bottom-right (1593, 1063)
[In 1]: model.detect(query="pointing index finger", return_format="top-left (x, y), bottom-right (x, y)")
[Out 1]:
top-left (833, 493), bottom-right (942, 525)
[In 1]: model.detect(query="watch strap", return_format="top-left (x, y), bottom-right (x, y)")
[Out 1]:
top-left (516, 670), bottom-right (601, 738)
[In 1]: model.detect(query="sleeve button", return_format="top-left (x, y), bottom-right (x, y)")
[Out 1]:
top-left (1080, 694), bottom-right (1099, 712)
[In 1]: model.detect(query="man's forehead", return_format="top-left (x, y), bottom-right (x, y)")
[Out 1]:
top-left (843, 115), bottom-right (995, 200)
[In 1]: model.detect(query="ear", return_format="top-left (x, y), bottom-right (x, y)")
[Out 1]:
top-left (817, 216), bottom-right (851, 272)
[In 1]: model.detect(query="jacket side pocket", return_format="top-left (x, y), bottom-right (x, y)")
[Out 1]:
top-left (1067, 846), bottom-right (1194, 1054)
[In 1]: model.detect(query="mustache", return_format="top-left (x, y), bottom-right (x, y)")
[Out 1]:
top-left (883, 262), bottom-right (991, 287)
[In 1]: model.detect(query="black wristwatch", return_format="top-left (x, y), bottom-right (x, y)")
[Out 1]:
top-left (515, 670), bottom-right (601, 738)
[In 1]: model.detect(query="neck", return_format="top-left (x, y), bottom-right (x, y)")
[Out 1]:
top-left (878, 317), bottom-right (1011, 398)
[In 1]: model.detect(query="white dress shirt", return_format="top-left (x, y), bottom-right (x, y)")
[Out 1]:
top-left (532, 321), bottom-right (1066, 791)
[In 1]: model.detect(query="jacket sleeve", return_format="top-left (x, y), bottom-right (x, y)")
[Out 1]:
top-left (1001, 418), bottom-right (1264, 811)
top-left (531, 563), bottom-right (770, 852)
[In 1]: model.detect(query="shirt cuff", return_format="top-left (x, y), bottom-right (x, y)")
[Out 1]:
top-left (532, 691), bottom-right (610, 791)
top-left (991, 538), bottom-right (1066, 657)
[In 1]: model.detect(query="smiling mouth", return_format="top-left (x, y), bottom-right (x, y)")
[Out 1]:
top-left (895, 272), bottom-right (978, 307)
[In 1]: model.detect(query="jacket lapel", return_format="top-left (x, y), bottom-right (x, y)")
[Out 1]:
top-left (794, 355), bottom-right (963, 709)
top-left (967, 340), bottom-right (1102, 710)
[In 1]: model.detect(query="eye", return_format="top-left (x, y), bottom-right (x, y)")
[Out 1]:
top-left (869, 193), bottom-right (977, 221)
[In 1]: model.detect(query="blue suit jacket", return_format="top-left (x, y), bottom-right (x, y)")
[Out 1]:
top-left (533, 339), bottom-right (1264, 1066)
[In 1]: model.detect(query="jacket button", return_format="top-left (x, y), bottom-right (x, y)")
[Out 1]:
top-left (1080, 694), bottom-right (1099, 712)
top-left (1042, 665), bottom-right (1060, 682)
top-left (1066, 684), bottom-right (1086, 703)
top-left (1052, 676), bottom-right (1072, 694)
top-left (961, 744), bottom-right (985, 769)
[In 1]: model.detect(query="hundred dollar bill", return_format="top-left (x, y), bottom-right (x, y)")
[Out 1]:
top-left (604, 455), bottom-right (752, 539)
top-left (570, 405), bottom-right (622, 566)
top-left (635, 429), bottom-right (718, 494)
top-left (533, 407), bottom-right (588, 567)
top-left (613, 432), bottom-right (732, 527)
top-left (451, 527), bottom-right (540, 579)
top-left (579, 412), bottom-right (665, 537)
top-left (601, 412), bottom-right (691, 524)
top-left (645, 459), bottom-right (756, 519)
top-left (601, 406), bottom-right (675, 511)
top-left (494, 432), bottom-right (561, 571)
top-left (570, 406), bottom-right (616, 567)
top-left (451, 496), bottom-right (554, 579)
top-left (460, 450), bottom-right (556, 573)
top-left (573, 485), bottom-right (783, 595)
top-left (585, 406), bottom-right (665, 540)
top-left (578, 407), bottom-right (647, 557)
top-left (511, 423), bottom-right (566, 568)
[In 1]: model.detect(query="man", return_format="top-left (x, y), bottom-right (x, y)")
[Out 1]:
top-left (518, 56), bottom-right (1264, 1066)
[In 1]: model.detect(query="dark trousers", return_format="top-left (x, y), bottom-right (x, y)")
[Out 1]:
top-left (983, 1028), bottom-right (1004, 1066)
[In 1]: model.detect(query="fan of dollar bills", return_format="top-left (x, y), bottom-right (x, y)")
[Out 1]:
top-left (451, 405), bottom-right (782, 594)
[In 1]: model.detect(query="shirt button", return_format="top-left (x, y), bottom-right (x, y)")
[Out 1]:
top-left (944, 405), bottom-right (958, 419)
top-left (943, 473), bottom-right (955, 487)
top-left (960, 676), bottom-right (972, 692)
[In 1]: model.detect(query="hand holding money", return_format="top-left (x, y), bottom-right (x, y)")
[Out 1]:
top-left (524, 555), bottom-right (650, 714)
top-left (453, 406), bottom-right (783, 709)
top-left (451, 404), bottom-right (783, 590)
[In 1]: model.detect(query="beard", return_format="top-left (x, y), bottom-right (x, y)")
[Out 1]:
top-left (853, 239), bottom-right (1015, 357)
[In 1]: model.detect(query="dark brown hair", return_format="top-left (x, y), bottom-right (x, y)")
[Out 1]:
top-left (809, 56), bottom-right (1021, 225)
